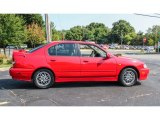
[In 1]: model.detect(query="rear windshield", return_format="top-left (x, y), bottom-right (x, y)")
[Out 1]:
top-left (28, 44), bottom-right (48, 53)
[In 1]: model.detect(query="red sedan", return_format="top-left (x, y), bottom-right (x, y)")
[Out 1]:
top-left (9, 41), bottom-right (149, 88)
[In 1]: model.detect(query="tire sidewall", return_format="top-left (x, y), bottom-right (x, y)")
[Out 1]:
top-left (33, 69), bottom-right (54, 89)
top-left (119, 68), bottom-right (138, 87)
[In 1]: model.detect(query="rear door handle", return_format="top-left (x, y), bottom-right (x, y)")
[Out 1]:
top-left (83, 60), bottom-right (89, 63)
top-left (50, 59), bottom-right (56, 62)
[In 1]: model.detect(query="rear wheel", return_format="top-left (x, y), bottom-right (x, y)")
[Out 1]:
top-left (33, 69), bottom-right (54, 89)
top-left (119, 68), bottom-right (138, 87)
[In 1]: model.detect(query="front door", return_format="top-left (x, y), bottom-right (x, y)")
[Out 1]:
top-left (79, 44), bottom-right (116, 77)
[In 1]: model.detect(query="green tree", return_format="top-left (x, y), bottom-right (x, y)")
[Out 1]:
top-left (50, 22), bottom-right (65, 41)
top-left (65, 23), bottom-right (110, 43)
top-left (26, 23), bottom-right (45, 48)
top-left (86, 22), bottom-right (110, 43)
top-left (17, 14), bottom-right (44, 27)
top-left (146, 25), bottom-right (160, 46)
top-left (65, 31), bottom-right (73, 40)
top-left (65, 26), bottom-right (83, 40)
top-left (0, 14), bottom-right (27, 55)
top-left (148, 38), bottom-right (154, 46)
top-left (131, 31), bottom-right (144, 45)
top-left (124, 32), bottom-right (136, 45)
top-left (82, 27), bottom-right (94, 41)
top-left (52, 30), bottom-right (64, 41)
top-left (111, 20), bottom-right (135, 44)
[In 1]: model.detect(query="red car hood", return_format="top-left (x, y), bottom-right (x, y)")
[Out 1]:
top-left (114, 55), bottom-right (144, 65)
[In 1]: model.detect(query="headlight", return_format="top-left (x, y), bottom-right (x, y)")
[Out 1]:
top-left (143, 64), bottom-right (147, 68)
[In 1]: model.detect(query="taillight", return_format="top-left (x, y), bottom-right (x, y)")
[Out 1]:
top-left (12, 57), bottom-right (16, 66)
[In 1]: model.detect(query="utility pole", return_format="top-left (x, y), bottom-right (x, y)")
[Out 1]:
top-left (120, 31), bottom-right (123, 49)
top-left (45, 14), bottom-right (51, 43)
top-left (50, 23), bottom-right (52, 41)
top-left (155, 27), bottom-right (160, 53)
top-left (156, 27), bottom-right (158, 53)
top-left (62, 32), bottom-right (64, 41)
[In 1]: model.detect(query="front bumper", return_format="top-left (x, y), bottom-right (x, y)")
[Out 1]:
top-left (139, 68), bottom-right (150, 80)
top-left (9, 67), bottom-right (34, 82)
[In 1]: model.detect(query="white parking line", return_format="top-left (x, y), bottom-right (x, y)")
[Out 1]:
top-left (1, 87), bottom-right (26, 106)
top-left (0, 101), bottom-right (9, 105)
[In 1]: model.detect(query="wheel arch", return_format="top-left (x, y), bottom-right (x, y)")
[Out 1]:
top-left (118, 66), bottom-right (140, 79)
top-left (31, 67), bottom-right (55, 82)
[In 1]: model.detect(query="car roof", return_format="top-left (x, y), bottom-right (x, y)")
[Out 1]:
top-left (50, 40), bottom-right (95, 45)
top-left (45, 40), bottom-right (107, 52)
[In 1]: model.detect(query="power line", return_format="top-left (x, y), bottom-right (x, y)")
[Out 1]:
top-left (154, 13), bottom-right (160, 16)
top-left (135, 13), bottom-right (160, 53)
top-left (135, 13), bottom-right (160, 19)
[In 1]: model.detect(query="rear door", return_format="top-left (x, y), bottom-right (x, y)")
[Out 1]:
top-left (46, 43), bottom-right (81, 78)
top-left (79, 44), bottom-right (117, 77)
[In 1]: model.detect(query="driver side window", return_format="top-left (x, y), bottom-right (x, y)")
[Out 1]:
top-left (79, 44), bottom-right (106, 57)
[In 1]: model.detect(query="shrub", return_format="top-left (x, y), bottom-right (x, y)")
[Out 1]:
top-left (6, 59), bottom-right (12, 64)
top-left (0, 58), bottom-right (3, 65)
top-left (0, 54), bottom-right (7, 59)
top-left (0, 54), bottom-right (3, 59)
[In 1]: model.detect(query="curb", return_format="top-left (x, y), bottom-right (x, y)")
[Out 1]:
top-left (125, 53), bottom-right (159, 55)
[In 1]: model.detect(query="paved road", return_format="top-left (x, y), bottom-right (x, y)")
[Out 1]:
top-left (0, 54), bottom-right (160, 106)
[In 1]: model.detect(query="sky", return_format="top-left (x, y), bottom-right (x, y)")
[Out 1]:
top-left (44, 14), bottom-right (160, 33)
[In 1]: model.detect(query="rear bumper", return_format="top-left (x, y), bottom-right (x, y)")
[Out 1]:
top-left (139, 68), bottom-right (150, 80)
top-left (9, 67), bottom-right (34, 82)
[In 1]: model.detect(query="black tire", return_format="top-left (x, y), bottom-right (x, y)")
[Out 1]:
top-left (33, 69), bottom-right (54, 89)
top-left (119, 68), bottom-right (138, 87)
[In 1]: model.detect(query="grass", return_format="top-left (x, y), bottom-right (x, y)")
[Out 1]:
top-left (0, 64), bottom-right (12, 68)
top-left (0, 57), bottom-right (12, 68)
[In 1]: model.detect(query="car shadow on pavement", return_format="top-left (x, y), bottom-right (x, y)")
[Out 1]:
top-left (54, 82), bottom-right (120, 88)
top-left (54, 81), bottom-right (141, 88)
top-left (0, 79), bottom-right (35, 90)
top-left (0, 79), bottom-right (141, 90)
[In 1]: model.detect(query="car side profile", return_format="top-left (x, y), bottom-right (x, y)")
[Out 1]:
top-left (9, 41), bottom-right (149, 89)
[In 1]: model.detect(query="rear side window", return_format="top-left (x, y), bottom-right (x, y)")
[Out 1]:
top-left (28, 44), bottom-right (48, 53)
top-left (48, 43), bottom-right (79, 56)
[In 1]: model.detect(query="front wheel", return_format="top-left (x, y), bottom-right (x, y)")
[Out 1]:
top-left (119, 68), bottom-right (138, 87)
top-left (33, 69), bottom-right (54, 89)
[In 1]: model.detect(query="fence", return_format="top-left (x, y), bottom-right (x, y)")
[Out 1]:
top-left (0, 48), bottom-right (14, 58)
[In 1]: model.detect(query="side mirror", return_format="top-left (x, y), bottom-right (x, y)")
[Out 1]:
top-left (107, 53), bottom-right (111, 58)
top-left (104, 53), bottom-right (110, 59)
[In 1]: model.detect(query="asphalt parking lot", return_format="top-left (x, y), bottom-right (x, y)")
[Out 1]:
top-left (0, 51), bottom-right (160, 106)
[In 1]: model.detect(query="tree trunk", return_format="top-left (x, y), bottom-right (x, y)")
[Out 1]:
top-left (31, 40), bottom-right (34, 48)
top-left (3, 46), bottom-right (6, 55)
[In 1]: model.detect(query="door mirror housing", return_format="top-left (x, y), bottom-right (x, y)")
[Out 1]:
top-left (104, 53), bottom-right (111, 59)
top-left (107, 53), bottom-right (111, 58)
